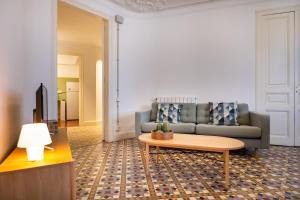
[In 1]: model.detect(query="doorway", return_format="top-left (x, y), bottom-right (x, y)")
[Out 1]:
top-left (57, 53), bottom-right (81, 128)
top-left (256, 6), bottom-right (300, 146)
top-left (57, 1), bottom-right (108, 143)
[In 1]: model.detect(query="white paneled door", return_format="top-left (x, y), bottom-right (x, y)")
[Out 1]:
top-left (257, 11), bottom-right (296, 146)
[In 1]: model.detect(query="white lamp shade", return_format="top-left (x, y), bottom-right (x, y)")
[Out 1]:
top-left (17, 123), bottom-right (52, 148)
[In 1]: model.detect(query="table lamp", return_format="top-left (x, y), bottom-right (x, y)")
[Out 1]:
top-left (17, 123), bottom-right (52, 161)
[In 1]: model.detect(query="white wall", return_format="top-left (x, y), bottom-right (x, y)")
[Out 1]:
top-left (0, 0), bottom-right (26, 162)
top-left (0, 0), bottom-right (56, 162)
top-left (22, 0), bottom-right (57, 123)
top-left (115, 0), bottom-right (300, 134)
top-left (62, 0), bottom-right (300, 140)
top-left (1, 0), bottom-right (300, 156)
top-left (57, 64), bottom-right (80, 78)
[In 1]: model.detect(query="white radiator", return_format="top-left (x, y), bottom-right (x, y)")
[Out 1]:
top-left (155, 97), bottom-right (197, 103)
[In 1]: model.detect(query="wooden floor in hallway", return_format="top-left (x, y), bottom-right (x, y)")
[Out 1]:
top-left (58, 120), bottom-right (79, 128)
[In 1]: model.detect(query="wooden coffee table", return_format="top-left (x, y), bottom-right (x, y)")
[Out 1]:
top-left (138, 133), bottom-right (244, 188)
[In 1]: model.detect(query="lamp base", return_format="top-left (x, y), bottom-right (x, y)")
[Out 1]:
top-left (26, 146), bottom-right (44, 161)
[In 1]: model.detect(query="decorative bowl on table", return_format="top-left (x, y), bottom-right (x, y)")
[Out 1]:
top-left (151, 130), bottom-right (173, 140)
top-left (151, 122), bottom-right (174, 140)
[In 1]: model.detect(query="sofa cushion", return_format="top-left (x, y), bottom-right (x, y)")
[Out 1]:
top-left (196, 103), bottom-right (250, 125)
top-left (142, 122), bottom-right (195, 134)
top-left (150, 102), bottom-right (158, 121)
top-left (156, 103), bottom-right (181, 123)
top-left (195, 124), bottom-right (261, 139)
top-left (209, 102), bottom-right (239, 125)
top-left (150, 102), bottom-right (196, 123)
top-left (237, 103), bottom-right (250, 125)
top-left (196, 103), bottom-right (210, 124)
top-left (180, 103), bottom-right (196, 123)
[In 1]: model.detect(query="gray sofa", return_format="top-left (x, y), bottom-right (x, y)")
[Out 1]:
top-left (135, 103), bottom-right (270, 149)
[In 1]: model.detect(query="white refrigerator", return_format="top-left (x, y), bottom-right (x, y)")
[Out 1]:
top-left (66, 82), bottom-right (79, 120)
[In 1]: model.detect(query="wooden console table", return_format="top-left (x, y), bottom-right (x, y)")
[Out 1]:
top-left (0, 129), bottom-right (75, 200)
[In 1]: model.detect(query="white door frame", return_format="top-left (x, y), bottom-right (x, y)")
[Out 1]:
top-left (256, 5), bottom-right (300, 146)
top-left (295, 8), bottom-right (300, 146)
top-left (55, 0), bottom-right (115, 142)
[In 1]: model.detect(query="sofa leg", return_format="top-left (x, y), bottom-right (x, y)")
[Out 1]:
top-left (245, 147), bottom-right (256, 155)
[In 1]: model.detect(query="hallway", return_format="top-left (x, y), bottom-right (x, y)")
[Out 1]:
top-left (67, 125), bottom-right (103, 149)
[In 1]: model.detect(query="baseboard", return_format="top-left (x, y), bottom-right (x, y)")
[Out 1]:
top-left (79, 120), bottom-right (102, 126)
top-left (114, 131), bottom-right (136, 141)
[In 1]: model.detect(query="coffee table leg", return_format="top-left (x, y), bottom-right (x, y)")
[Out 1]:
top-left (145, 143), bottom-right (149, 173)
top-left (224, 150), bottom-right (230, 189)
top-left (156, 146), bottom-right (160, 163)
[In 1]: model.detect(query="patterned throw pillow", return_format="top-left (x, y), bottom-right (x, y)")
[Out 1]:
top-left (209, 102), bottom-right (239, 125)
top-left (156, 103), bottom-right (182, 123)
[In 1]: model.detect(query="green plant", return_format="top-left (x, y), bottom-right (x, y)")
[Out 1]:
top-left (155, 122), bottom-right (171, 133)
top-left (156, 123), bottom-right (162, 131)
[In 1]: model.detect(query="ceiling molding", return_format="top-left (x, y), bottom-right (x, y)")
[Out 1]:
top-left (109, 0), bottom-right (223, 13)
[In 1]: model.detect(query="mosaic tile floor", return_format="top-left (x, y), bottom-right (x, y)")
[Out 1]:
top-left (70, 137), bottom-right (300, 200)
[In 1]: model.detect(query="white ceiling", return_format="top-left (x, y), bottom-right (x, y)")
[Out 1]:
top-left (58, 1), bottom-right (104, 47)
top-left (57, 54), bottom-right (79, 65)
top-left (109, 0), bottom-right (222, 12)
top-left (57, 54), bottom-right (80, 78)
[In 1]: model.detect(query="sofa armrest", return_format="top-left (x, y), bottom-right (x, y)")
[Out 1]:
top-left (250, 111), bottom-right (270, 149)
top-left (135, 110), bottom-right (151, 136)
